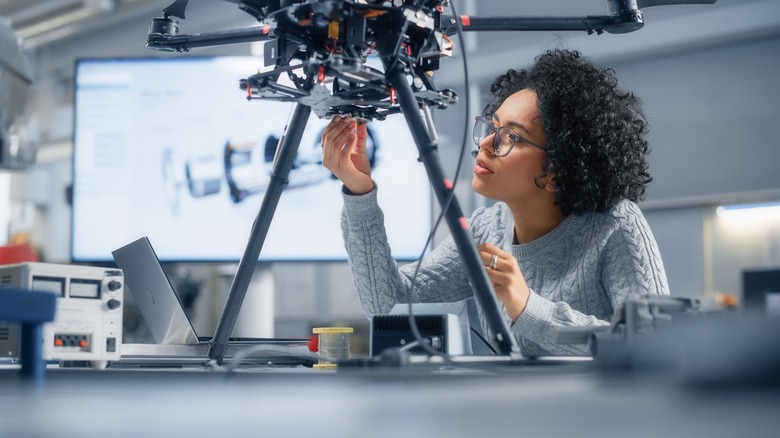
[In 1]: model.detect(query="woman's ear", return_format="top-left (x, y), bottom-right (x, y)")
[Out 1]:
top-left (540, 174), bottom-right (556, 192)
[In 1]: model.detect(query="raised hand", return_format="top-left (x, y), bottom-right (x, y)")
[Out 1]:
top-left (321, 116), bottom-right (373, 195)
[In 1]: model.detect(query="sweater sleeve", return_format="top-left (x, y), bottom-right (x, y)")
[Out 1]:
top-left (341, 185), bottom-right (472, 317)
top-left (513, 291), bottom-right (608, 356)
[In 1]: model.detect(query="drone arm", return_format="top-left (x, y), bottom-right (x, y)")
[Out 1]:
top-left (147, 26), bottom-right (274, 52)
top-left (442, 14), bottom-right (642, 35)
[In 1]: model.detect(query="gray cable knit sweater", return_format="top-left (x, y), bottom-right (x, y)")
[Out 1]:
top-left (341, 186), bottom-right (670, 357)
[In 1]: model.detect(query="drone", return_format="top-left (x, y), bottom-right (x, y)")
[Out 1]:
top-left (147, 0), bottom-right (715, 121)
top-left (145, 0), bottom-right (717, 364)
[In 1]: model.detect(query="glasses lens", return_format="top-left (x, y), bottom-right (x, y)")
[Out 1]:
top-left (495, 127), bottom-right (517, 156)
top-left (473, 117), bottom-right (492, 147)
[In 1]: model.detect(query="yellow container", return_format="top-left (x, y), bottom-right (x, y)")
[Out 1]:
top-left (312, 327), bottom-right (353, 367)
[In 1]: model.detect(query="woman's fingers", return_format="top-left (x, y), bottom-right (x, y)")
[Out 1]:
top-left (323, 117), bottom-right (356, 168)
top-left (478, 243), bottom-right (503, 269)
top-left (321, 116), bottom-right (374, 194)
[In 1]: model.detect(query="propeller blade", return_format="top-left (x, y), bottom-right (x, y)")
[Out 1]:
top-left (637, 0), bottom-right (717, 8)
top-left (162, 0), bottom-right (189, 19)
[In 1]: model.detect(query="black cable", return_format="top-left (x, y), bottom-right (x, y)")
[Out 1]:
top-left (402, 0), bottom-right (473, 364)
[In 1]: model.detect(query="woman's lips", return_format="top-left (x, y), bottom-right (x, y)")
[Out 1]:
top-left (474, 159), bottom-right (493, 175)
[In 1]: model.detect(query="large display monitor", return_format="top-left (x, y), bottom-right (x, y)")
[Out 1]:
top-left (71, 57), bottom-right (432, 262)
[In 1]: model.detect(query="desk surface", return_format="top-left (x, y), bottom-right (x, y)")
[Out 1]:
top-left (2, 361), bottom-right (779, 438)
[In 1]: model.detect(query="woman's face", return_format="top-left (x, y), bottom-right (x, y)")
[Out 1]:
top-left (472, 89), bottom-right (551, 204)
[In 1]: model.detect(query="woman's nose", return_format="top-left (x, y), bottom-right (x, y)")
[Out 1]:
top-left (479, 132), bottom-right (496, 155)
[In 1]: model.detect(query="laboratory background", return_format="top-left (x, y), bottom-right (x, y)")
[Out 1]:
top-left (1, 1), bottom-right (779, 436)
top-left (3, 0), bottom-right (778, 341)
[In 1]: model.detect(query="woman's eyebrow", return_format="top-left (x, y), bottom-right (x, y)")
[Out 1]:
top-left (492, 114), bottom-right (531, 135)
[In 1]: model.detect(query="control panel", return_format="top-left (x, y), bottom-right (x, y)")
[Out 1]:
top-left (0, 263), bottom-right (124, 369)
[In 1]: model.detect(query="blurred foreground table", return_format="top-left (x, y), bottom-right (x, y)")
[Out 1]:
top-left (1, 361), bottom-right (778, 438)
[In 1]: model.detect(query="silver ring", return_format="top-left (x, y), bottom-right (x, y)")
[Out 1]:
top-left (488, 254), bottom-right (498, 270)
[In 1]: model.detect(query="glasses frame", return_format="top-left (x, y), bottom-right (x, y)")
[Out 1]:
top-left (473, 115), bottom-right (545, 157)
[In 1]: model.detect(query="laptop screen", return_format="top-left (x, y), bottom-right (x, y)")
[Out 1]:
top-left (113, 236), bottom-right (200, 345)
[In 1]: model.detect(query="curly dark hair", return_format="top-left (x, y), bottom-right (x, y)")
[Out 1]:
top-left (485, 49), bottom-right (652, 215)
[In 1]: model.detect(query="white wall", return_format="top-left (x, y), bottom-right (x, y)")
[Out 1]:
top-left (611, 34), bottom-right (780, 302)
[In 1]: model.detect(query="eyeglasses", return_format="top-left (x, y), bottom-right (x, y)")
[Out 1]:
top-left (472, 115), bottom-right (545, 157)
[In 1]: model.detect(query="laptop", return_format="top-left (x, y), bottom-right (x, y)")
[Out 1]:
top-left (112, 236), bottom-right (310, 364)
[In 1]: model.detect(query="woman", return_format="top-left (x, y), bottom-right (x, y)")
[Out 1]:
top-left (321, 49), bottom-right (669, 356)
